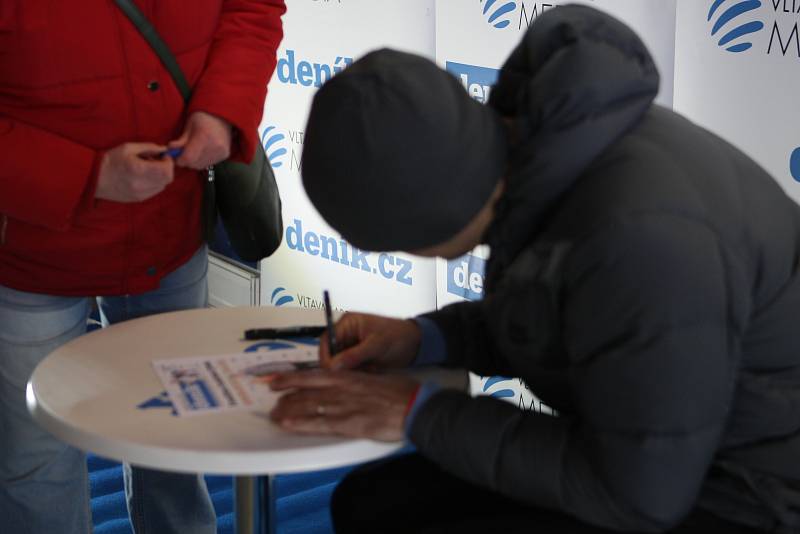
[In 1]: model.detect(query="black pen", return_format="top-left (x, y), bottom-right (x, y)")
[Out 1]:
top-left (243, 325), bottom-right (325, 340)
top-left (323, 290), bottom-right (337, 356)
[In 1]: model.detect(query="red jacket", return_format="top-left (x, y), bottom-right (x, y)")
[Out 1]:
top-left (0, 0), bottom-right (285, 296)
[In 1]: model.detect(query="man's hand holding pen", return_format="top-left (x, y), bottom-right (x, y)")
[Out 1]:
top-left (318, 313), bottom-right (422, 371)
top-left (267, 294), bottom-right (424, 441)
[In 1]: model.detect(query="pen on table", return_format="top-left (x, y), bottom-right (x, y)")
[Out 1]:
top-left (242, 325), bottom-right (326, 340)
top-left (323, 290), bottom-right (337, 356)
top-left (240, 361), bottom-right (320, 378)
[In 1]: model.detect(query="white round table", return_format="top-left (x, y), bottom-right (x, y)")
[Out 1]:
top-left (26, 306), bottom-right (451, 534)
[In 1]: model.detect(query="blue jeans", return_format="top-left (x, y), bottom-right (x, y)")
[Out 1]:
top-left (0, 246), bottom-right (216, 534)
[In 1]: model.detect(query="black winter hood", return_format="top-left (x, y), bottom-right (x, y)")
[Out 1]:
top-left (485, 5), bottom-right (660, 286)
top-left (300, 5), bottom-right (658, 257)
top-left (301, 50), bottom-right (507, 252)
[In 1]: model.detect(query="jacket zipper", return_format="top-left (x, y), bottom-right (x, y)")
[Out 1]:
top-left (1, 214), bottom-right (7, 246)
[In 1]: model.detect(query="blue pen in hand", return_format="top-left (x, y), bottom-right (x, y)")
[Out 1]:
top-left (323, 290), bottom-right (337, 356)
top-left (160, 147), bottom-right (184, 159)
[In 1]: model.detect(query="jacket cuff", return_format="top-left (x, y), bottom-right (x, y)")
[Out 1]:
top-left (187, 94), bottom-right (258, 165)
top-left (403, 381), bottom-right (442, 438)
top-left (411, 317), bottom-right (448, 367)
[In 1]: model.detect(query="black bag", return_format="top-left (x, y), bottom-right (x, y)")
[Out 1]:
top-left (201, 147), bottom-right (283, 262)
top-left (114, 0), bottom-right (283, 262)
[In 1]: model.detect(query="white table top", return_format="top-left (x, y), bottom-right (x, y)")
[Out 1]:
top-left (27, 306), bottom-right (461, 476)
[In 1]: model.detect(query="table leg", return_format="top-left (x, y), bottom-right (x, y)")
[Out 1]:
top-left (235, 475), bottom-right (275, 534)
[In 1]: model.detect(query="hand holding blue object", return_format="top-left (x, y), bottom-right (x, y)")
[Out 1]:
top-left (160, 146), bottom-right (184, 159)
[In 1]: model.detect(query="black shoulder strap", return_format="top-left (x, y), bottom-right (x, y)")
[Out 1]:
top-left (113, 0), bottom-right (192, 102)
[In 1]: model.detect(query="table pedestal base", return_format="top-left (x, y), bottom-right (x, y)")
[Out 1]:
top-left (235, 475), bottom-right (274, 534)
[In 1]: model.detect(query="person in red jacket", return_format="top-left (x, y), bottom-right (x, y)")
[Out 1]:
top-left (0, 2), bottom-right (285, 532)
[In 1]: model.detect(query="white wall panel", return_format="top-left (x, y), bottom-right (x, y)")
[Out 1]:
top-left (674, 0), bottom-right (800, 200)
top-left (258, 0), bottom-right (437, 317)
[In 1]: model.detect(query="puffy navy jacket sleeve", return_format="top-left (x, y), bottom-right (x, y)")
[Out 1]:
top-left (420, 300), bottom-right (516, 377)
top-left (410, 215), bottom-right (739, 532)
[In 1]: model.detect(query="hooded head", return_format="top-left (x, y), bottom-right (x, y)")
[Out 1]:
top-left (302, 5), bottom-right (660, 259)
top-left (301, 49), bottom-right (508, 252)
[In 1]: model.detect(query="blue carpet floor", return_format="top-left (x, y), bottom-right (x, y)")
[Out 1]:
top-left (88, 454), bottom-right (355, 534)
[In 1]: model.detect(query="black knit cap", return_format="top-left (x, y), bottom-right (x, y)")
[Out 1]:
top-left (301, 48), bottom-right (508, 252)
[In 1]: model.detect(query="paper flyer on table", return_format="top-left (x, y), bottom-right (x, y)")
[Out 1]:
top-left (152, 347), bottom-right (318, 416)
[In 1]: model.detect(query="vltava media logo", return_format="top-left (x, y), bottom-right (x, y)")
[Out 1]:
top-left (270, 286), bottom-right (346, 311)
top-left (480, 377), bottom-right (557, 414)
top-left (708, 0), bottom-right (765, 52)
top-left (482, 376), bottom-right (515, 398)
top-left (480, 2), bottom-right (576, 31)
top-left (261, 126), bottom-right (287, 168)
top-left (481, 0), bottom-right (518, 29)
top-left (707, 0), bottom-right (800, 57)
top-left (270, 287), bottom-right (295, 307)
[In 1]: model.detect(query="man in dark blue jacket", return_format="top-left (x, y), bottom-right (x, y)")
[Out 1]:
top-left (268, 6), bottom-right (800, 533)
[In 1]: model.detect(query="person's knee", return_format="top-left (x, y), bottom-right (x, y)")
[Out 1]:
top-left (332, 467), bottom-right (403, 534)
top-left (330, 474), bottom-right (364, 533)
top-left (331, 455), bottom-right (428, 533)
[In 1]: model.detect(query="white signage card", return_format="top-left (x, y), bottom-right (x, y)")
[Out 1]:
top-left (152, 348), bottom-right (317, 417)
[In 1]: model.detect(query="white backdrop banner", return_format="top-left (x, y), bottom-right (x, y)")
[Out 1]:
top-left (435, 0), bottom-right (677, 409)
top-left (436, 0), bottom-right (677, 108)
top-left (258, 0), bottom-right (437, 318)
top-left (674, 0), bottom-right (800, 201)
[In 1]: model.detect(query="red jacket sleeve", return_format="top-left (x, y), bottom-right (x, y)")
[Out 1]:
top-left (187, 0), bottom-right (285, 164)
top-left (0, 117), bottom-right (100, 231)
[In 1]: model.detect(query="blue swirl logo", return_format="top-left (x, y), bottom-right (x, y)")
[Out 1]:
top-left (708, 0), bottom-right (765, 53)
top-left (270, 287), bottom-right (295, 307)
top-left (482, 376), bottom-right (516, 399)
top-left (481, 0), bottom-right (517, 30)
top-left (261, 125), bottom-right (287, 168)
top-left (791, 148), bottom-right (800, 182)
top-left (136, 391), bottom-right (177, 415)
